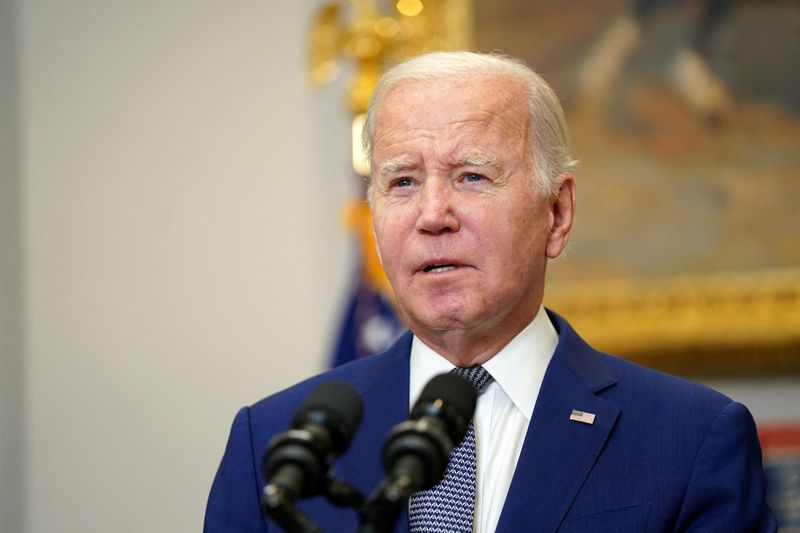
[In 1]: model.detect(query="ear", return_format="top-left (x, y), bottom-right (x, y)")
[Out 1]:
top-left (546, 173), bottom-right (576, 259)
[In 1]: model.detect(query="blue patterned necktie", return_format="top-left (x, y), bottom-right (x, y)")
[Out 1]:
top-left (408, 366), bottom-right (494, 533)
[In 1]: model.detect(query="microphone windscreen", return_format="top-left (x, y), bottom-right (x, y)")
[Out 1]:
top-left (413, 373), bottom-right (477, 440)
top-left (292, 381), bottom-right (364, 451)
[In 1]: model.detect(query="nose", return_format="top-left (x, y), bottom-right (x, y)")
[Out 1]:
top-left (415, 179), bottom-right (460, 235)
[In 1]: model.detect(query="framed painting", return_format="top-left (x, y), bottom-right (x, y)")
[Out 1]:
top-left (473, 0), bottom-right (800, 376)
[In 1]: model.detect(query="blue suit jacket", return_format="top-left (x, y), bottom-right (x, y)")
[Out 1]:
top-left (205, 311), bottom-right (776, 532)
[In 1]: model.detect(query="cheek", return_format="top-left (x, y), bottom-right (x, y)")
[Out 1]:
top-left (372, 209), bottom-right (393, 244)
top-left (374, 203), bottom-right (416, 241)
top-left (498, 208), bottom-right (549, 272)
top-left (373, 229), bottom-right (393, 266)
top-left (373, 217), bottom-right (405, 274)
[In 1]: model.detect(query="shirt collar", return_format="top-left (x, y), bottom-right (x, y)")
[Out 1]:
top-left (409, 306), bottom-right (558, 421)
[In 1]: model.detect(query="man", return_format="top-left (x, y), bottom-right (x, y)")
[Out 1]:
top-left (205, 51), bottom-right (775, 532)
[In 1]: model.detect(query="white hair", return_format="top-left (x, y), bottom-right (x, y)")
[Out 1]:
top-left (362, 51), bottom-right (577, 196)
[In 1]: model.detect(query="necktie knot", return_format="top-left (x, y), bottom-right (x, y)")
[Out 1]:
top-left (451, 365), bottom-right (493, 394)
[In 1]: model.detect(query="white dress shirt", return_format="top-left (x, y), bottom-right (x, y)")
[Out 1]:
top-left (409, 306), bottom-right (558, 532)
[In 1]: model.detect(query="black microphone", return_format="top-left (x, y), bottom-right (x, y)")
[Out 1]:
top-left (262, 381), bottom-right (364, 503)
top-left (359, 372), bottom-right (477, 532)
top-left (383, 372), bottom-right (477, 491)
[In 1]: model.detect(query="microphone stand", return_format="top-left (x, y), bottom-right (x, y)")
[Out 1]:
top-left (325, 476), bottom-right (366, 510)
top-left (357, 454), bottom-right (425, 533)
top-left (262, 472), bottom-right (368, 533)
top-left (357, 476), bottom-right (412, 533)
top-left (261, 480), bottom-right (322, 533)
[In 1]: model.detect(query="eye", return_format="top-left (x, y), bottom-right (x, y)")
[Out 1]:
top-left (391, 177), bottom-right (415, 188)
top-left (463, 172), bottom-right (486, 183)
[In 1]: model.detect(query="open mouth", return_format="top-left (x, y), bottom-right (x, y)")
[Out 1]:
top-left (423, 263), bottom-right (457, 273)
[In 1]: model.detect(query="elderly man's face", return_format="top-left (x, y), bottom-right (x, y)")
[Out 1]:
top-left (370, 74), bottom-right (572, 353)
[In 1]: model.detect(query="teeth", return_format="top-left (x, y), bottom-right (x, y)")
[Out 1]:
top-left (426, 264), bottom-right (456, 273)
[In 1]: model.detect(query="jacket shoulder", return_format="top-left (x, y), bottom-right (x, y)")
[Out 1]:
top-left (248, 331), bottom-right (412, 437)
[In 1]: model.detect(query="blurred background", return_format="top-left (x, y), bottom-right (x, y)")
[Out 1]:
top-left (1, 0), bottom-right (798, 531)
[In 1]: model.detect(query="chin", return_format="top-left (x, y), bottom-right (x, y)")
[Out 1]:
top-left (407, 304), bottom-right (484, 333)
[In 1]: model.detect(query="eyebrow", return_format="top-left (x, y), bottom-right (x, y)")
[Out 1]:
top-left (378, 156), bottom-right (415, 176)
top-left (453, 152), bottom-right (500, 169)
top-left (377, 152), bottom-right (502, 176)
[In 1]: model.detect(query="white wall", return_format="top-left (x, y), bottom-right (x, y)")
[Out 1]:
top-left (15, 1), bottom-right (356, 531)
top-left (1, 0), bottom-right (23, 531)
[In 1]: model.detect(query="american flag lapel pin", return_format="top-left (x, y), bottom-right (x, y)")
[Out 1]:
top-left (570, 409), bottom-right (596, 425)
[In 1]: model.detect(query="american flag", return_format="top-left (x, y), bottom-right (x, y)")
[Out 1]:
top-left (570, 409), bottom-right (596, 425)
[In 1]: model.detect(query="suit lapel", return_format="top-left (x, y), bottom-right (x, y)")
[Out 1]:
top-left (496, 312), bottom-right (620, 533)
